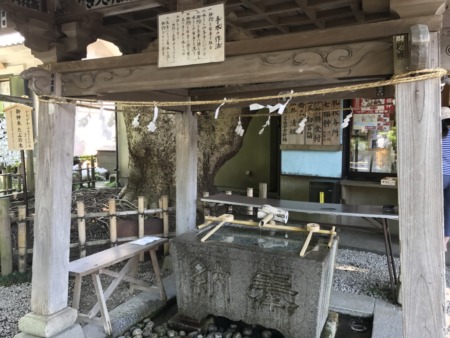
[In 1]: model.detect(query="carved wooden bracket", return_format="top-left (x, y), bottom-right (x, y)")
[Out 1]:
top-left (394, 24), bottom-right (434, 74)
top-left (21, 67), bottom-right (55, 96)
top-left (409, 24), bottom-right (430, 70)
top-left (2, 3), bottom-right (101, 62)
top-left (390, 0), bottom-right (447, 18)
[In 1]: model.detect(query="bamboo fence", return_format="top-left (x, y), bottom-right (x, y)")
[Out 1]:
top-left (0, 195), bottom-right (172, 275)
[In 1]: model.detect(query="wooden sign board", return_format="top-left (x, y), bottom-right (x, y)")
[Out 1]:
top-left (4, 104), bottom-right (34, 151)
top-left (158, 4), bottom-right (225, 68)
top-left (282, 100), bottom-right (341, 148)
top-left (322, 100), bottom-right (342, 145)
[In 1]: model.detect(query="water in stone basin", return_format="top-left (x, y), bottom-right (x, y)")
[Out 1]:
top-left (205, 224), bottom-right (320, 255)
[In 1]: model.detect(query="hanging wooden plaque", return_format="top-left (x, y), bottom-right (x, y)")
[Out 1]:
top-left (4, 104), bottom-right (34, 151)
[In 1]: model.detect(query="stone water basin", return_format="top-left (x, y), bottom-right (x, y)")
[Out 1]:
top-left (170, 223), bottom-right (338, 338)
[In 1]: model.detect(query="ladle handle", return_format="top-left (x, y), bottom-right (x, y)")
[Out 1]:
top-left (201, 220), bottom-right (227, 242)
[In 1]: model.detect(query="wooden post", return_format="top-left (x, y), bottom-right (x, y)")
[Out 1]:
top-left (16, 68), bottom-right (81, 333)
top-left (77, 201), bottom-right (86, 258)
top-left (158, 197), bottom-right (163, 219)
top-left (226, 190), bottom-right (233, 214)
top-left (109, 198), bottom-right (117, 247)
top-left (138, 196), bottom-right (145, 261)
top-left (395, 26), bottom-right (445, 338)
top-left (259, 183), bottom-right (268, 198)
top-left (86, 162), bottom-right (91, 188)
top-left (26, 150), bottom-right (35, 194)
top-left (0, 197), bottom-right (12, 276)
top-left (175, 105), bottom-right (198, 235)
top-left (90, 155), bottom-right (96, 189)
top-left (162, 195), bottom-right (169, 255)
top-left (247, 188), bottom-right (253, 215)
top-left (18, 205), bottom-right (27, 273)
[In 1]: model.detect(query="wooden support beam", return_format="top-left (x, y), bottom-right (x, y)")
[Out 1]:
top-left (395, 26), bottom-right (446, 338)
top-left (30, 71), bottom-right (76, 313)
top-left (17, 68), bottom-right (81, 337)
top-left (43, 15), bottom-right (442, 74)
top-left (60, 40), bottom-right (393, 96)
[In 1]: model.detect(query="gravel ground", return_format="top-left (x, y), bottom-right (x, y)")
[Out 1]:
top-left (0, 248), bottom-right (449, 338)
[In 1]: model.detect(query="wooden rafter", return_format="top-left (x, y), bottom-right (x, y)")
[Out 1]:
top-left (292, 0), bottom-right (325, 28)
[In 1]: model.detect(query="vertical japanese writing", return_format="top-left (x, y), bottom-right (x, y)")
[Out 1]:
top-left (186, 12), bottom-right (191, 60)
top-left (158, 4), bottom-right (225, 67)
top-left (6, 110), bottom-right (14, 150)
top-left (181, 16), bottom-right (186, 56)
top-left (305, 102), bottom-right (315, 145)
top-left (4, 105), bottom-right (34, 151)
top-left (208, 11), bottom-right (214, 51)
top-left (322, 100), bottom-right (341, 145)
top-left (15, 108), bottom-right (23, 149)
top-left (282, 114), bottom-right (288, 144)
top-left (215, 15), bottom-right (223, 49)
top-left (282, 100), bottom-right (341, 147)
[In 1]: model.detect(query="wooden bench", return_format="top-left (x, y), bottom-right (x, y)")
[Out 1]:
top-left (68, 237), bottom-right (168, 335)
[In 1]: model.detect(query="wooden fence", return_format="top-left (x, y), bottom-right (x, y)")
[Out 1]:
top-left (0, 173), bottom-right (23, 196)
top-left (0, 195), bottom-right (171, 276)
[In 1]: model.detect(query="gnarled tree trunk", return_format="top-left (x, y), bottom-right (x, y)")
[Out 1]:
top-left (123, 106), bottom-right (249, 214)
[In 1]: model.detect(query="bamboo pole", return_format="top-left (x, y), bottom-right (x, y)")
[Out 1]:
top-left (299, 223), bottom-right (320, 257)
top-left (201, 214), bottom-right (234, 242)
top-left (138, 196), bottom-right (145, 261)
top-left (77, 201), bottom-right (86, 258)
top-left (225, 190), bottom-right (232, 213)
top-left (158, 197), bottom-right (163, 219)
top-left (90, 155), bottom-right (96, 188)
top-left (259, 213), bottom-right (274, 227)
top-left (109, 199), bottom-right (117, 247)
top-left (86, 162), bottom-right (91, 188)
top-left (18, 205), bottom-right (27, 272)
top-left (328, 226), bottom-right (336, 248)
top-left (162, 195), bottom-right (169, 255)
top-left (259, 183), bottom-right (268, 198)
top-left (247, 188), bottom-right (253, 215)
top-left (203, 191), bottom-right (210, 219)
top-left (0, 197), bottom-right (12, 275)
top-left (204, 215), bottom-right (337, 236)
top-left (198, 221), bottom-right (213, 230)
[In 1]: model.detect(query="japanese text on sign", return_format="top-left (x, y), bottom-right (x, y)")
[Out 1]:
top-left (4, 104), bottom-right (34, 151)
top-left (78, 0), bottom-right (137, 10)
top-left (282, 100), bottom-right (341, 146)
top-left (12, 0), bottom-right (41, 10)
top-left (158, 4), bottom-right (225, 67)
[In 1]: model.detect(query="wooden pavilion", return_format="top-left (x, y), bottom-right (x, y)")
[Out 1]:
top-left (0, 0), bottom-right (448, 337)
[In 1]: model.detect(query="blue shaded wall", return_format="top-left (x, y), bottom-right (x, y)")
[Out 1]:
top-left (282, 150), bottom-right (342, 178)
